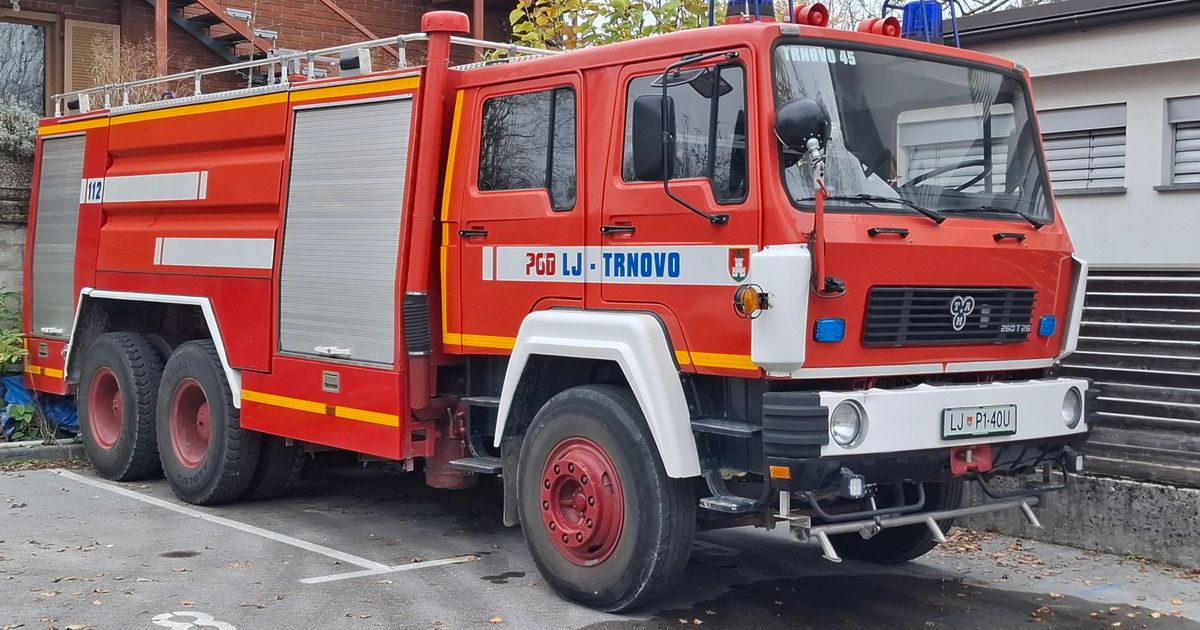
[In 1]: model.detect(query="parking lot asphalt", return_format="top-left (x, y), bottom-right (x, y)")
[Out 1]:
top-left (2, 461), bottom-right (1199, 630)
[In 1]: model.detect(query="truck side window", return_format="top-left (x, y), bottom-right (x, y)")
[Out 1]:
top-left (622, 64), bottom-right (747, 204)
top-left (478, 86), bottom-right (577, 211)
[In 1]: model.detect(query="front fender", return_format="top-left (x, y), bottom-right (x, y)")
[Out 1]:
top-left (494, 310), bottom-right (702, 478)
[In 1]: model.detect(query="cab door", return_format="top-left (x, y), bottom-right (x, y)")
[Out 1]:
top-left (455, 77), bottom-right (584, 350)
top-left (599, 54), bottom-right (760, 370)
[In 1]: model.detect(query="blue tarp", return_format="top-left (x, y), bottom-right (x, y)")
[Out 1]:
top-left (0, 374), bottom-right (78, 438)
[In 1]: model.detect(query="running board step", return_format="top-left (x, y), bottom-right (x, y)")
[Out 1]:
top-left (699, 495), bottom-right (759, 513)
top-left (462, 396), bottom-right (501, 408)
top-left (691, 418), bottom-right (761, 437)
top-left (449, 456), bottom-right (502, 474)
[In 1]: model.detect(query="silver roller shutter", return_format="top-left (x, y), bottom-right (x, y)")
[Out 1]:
top-left (279, 98), bottom-right (413, 366)
top-left (31, 135), bottom-right (86, 337)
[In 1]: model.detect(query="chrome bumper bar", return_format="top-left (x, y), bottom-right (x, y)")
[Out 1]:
top-left (790, 495), bottom-right (1042, 563)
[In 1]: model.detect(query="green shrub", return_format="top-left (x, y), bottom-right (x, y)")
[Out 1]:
top-left (0, 99), bottom-right (39, 159)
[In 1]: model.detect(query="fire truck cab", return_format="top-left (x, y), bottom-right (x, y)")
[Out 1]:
top-left (26, 4), bottom-right (1091, 612)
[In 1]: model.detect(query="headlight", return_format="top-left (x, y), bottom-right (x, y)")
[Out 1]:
top-left (1062, 387), bottom-right (1083, 429)
top-left (830, 400), bottom-right (867, 448)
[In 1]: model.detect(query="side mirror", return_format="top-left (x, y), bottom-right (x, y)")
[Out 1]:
top-left (775, 98), bottom-right (832, 153)
top-left (632, 94), bottom-right (676, 181)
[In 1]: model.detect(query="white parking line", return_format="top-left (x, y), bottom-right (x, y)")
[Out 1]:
top-left (55, 470), bottom-right (477, 583)
top-left (299, 555), bottom-right (479, 584)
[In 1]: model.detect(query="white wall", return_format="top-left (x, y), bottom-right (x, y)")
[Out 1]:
top-left (970, 16), bottom-right (1200, 269)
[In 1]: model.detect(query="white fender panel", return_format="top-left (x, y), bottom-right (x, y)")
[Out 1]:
top-left (1059, 256), bottom-right (1088, 360)
top-left (493, 310), bottom-right (702, 479)
top-left (66, 289), bottom-right (243, 407)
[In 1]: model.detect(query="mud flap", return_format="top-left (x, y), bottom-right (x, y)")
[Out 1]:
top-left (501, 435), bottom-right (521, 527)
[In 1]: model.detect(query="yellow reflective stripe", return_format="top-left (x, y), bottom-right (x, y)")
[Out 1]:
top-left (290, 76), bottom-right (420, 103)
top-left (110, 92), bottom-right (289, 126)
top-left (680, 351), bottom-right (758, 371)
top-left (22, 365), bottom-right (64, 378)
top-left (38, 118), bottom-right (107, 136)
top-left (439, 90), bottom-right (466, 223)
top-left (675, 350), bottom-right (691, 365)
top-left (242, 389), bottom-right (325, 415)
top-left (438, 91), bottom-right (466, 344)
top-left (460, 334), bottom-right (516, 350)
top-left (334, 405), bottom-right (399, 428)
top-left (242, 389), bottom-right (400, 428)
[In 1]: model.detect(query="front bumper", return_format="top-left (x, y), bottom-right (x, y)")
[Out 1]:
top-left (763, 377), bottom-right (1095, 489)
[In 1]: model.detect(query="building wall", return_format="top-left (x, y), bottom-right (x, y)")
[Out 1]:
top-left (964, 12), bottom-right (1200, 492)
top-left (968, 14), bottom-right (1200, 269)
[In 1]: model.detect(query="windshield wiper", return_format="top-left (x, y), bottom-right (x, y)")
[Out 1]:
top-left (800, 193), bottom-right (946, 225)
top-left (942, 204), bottom-right (1046, 230)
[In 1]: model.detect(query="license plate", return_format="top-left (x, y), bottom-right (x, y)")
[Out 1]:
top-left (942, 404), bottom-right (1017, 439)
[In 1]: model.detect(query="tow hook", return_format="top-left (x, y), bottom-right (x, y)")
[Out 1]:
top-left (950, 444), bottom-right (994, 475)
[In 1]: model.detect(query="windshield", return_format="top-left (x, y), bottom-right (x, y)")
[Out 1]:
top-left (774, 43), bottom-right (1052, 222)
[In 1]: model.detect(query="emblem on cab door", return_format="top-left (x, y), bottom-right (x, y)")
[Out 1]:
top-left (949, 295), bottom-right (976, 331)
top-left (728, 248), bottom-right (750, 282)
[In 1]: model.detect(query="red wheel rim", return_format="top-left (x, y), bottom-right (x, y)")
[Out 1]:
top-left (87, 367), bottom-right (122, 450)
top-left (539, 437), bottom-right (625, 567)
top-left (169, 378), bottom-right (212, 469)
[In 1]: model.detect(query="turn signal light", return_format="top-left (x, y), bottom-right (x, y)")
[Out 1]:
top-left (794, 2), bottom-right (830, 27)
top-left (857, 16), bottom-right (901, 37)
top-left (733, 284), bottom-right (770, 319)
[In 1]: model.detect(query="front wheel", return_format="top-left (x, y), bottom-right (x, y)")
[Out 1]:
top-left (517, 385), bottom-right (695, 613)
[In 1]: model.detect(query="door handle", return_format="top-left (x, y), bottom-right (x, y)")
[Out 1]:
top-left (314, 346), bottom-right (352, 359)
top-left (459, 228), bottom-right (489, 238)
top-left (867, 227), bottom-right (910, 238)
top-left (993, 232), bottom-right (1027, 243)
top-left (600, 225), bottom-right (636, 235)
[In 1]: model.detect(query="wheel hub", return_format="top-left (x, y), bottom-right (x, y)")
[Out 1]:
top-left (169, 378), bottom-right (212, 469)
top-left (539, 437), bottom-right (624, 566)
top-left (87, 367), bottom-right (122, 450)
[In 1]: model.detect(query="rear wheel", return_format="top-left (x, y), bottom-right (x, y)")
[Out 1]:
top-left (77, 333), bottom-right (163, 481)
top-left (829, 480), bottom-right (964, 564)
top-left (157, 341), bottom-right (261, 505)
top-left (243, 435), bottom-right (306, 500)
top-left (517, 385), bottom-right (695, 612)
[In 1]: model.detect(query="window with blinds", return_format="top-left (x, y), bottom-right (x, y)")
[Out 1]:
top-left (64, 20), bottom-right (119, 94)
top-left (1168, 97), bottom-right (1200, 186)
top-left (1038, 103), bottom-right (1127, 192)
top-left (1042, 130), bottom-right (1126, 191)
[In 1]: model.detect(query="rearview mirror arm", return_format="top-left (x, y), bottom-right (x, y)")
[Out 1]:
top-left (659, 51), bottom-right (739, 226)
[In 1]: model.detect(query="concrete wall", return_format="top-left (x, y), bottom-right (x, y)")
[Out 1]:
top-left (968, 14), bottom-right (1200, 269)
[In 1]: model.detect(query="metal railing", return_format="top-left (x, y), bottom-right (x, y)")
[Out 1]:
top-left (52, 32), bottom-right (560, 117)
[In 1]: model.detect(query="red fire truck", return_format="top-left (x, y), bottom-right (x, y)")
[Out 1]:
top-left (25, 1), bottom-right (1092, 611)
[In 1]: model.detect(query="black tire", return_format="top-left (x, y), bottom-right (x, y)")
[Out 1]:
top-left (517, 385), bottom-right (695, 612)
top-left (77, 333), bottom-right (164, 481)
top-left (243, 435), bottom-right (306, 500)
top-left (156, 340), bottom-right (261, 505)
top-left (830, 480), bottom-right (965, 564)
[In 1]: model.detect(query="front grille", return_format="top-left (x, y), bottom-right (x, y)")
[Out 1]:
top-left (864, 287), bottom-right (1036, 346)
